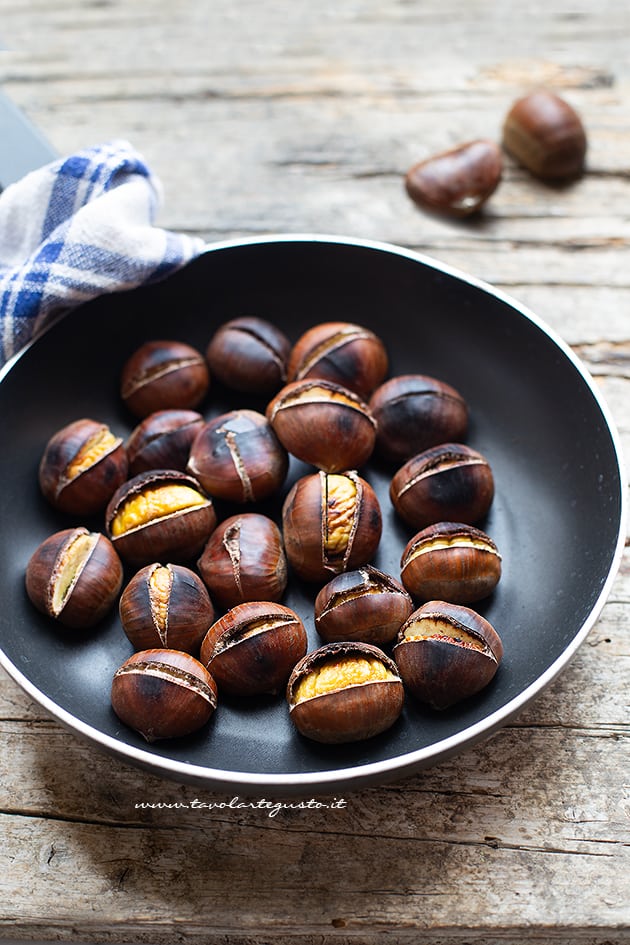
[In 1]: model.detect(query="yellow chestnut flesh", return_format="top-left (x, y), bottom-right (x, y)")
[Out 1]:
top-left (324, 474), bottom-right (357, 559)
top-left (293, 655), bottom-right (397, 703)
top-left (50, 530), bottom-right (100, 616)
top-left (405, 534), bottom-right (500, 561)
top-left (110, 484), bottom-right (207, 536)
top-left (65, 428), bottom-right (120, 479)
top-left (401, 618), bottom-right (487, 651)
top-left (148, 564), bottom-right (173, 635)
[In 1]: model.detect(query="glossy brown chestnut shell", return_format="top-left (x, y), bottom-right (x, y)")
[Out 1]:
top-left (393, 600), bottom-right (503, 709)
top-left (105, 469), bottom-right (217, 566)
top-left (119, 562), bottom-right (215, 653)
top-left (120, 339), bottom-right (210, 418)
top-left (282, 470), bottom-right (382, 583)
top-left (405, 139), bottom-right (503, 217)
top-left (502, 88), bottom-right (587, 180)
top-left (205, 316), bottom-right (291, 395)
top-left (287, 641), bottom-right (404, 744)
top-left (266, 378), bottom-right (377, 473)
top-left (390, 443), bottom-right (494, 530)
top-left (187, 409), bottom-right (289, 503)
top-left (111, 648), bottom-right (218, 741)
top-left (200, 601), bottom-right (307, 697)
top-left (314, 565), bottom-right (413, 646)
top-left (38, 418), bottom-right (128, 517)
top-left (25, 527), bottom-right (123, 629)
top-left (400, 521), bottom-right (502, 604)
top-left (287, 321), bottom-right (388, 400)
top-left (126, 409), bottom-right (204, 475)
top-left (369, 374), bottom-right (469, 464)
top-left (197, 513), bottom-right (287, 610)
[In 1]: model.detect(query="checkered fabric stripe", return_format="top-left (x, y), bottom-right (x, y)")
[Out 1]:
top-left (0, 140), bottom-right (204, 366)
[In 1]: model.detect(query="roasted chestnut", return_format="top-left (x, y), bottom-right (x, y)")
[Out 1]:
top-left (197, 513), bottom-right (287, 610)
top-left (287, 322), bottom-right (388, 399)
top-left (206, 316), bottom-right (291, 395)
top-left (502, 88), bottom-right (587, 180)
top-left (405, 139), bottom-right (503, 217)
top-left (314, 565), bottom-right (413, 646)
top-left (126, 409), bottom-right (204, 475)
top-left (266, 379), bottom-right (377, 472)
top-left (393, 600), bottom-right (503, 709)
top-left (120, 340), bottom-right (210, 418)
top-left (390, 443), bottom-right (494, 530)
top-left (105, 469), bottom-right (217, 566)
top-left (187, 409), bottom-right (288, 503)
top-left (25, 527), bottom-right (123, 629)
top-left (400, 522), bottom-right (501, 604)
top-left (111, 648), bottom-right (218, 741)
top-left (282, 470), bottom-right (382, 583)
top-left (368, 374), bottom-right (468, 464)
top-left (38, 418), bottom-right (128, 517)
top-left (200, 601), bottom-right (307, 697)
top-left (119, 562), bottom-right (215, 653)
top-left (286, 641), bottom-right (404, 744)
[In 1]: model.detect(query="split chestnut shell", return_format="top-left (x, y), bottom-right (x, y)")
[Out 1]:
top-left (206, 316), bottom-right (291, 395)
top-left (287, 321), bottom-right (389, 400)
top-left (120, 339), bottom-right (210, 418)
top-left (287, 641), bottom-right (404, 744)
top-left (314, 565), bottom-right (413, 646)
top-left (105, 469), bottom-right (217, 566)
top-left (125, 409), bottom-right (204, 475)
top-left (25, 527), bottom-right (123, 628)
top-left (393, 600), bottom-right (504, 710)
top-left (111, 648), bottom-right (218, 741)
top-left (200, 601), bottom-right (307, 697)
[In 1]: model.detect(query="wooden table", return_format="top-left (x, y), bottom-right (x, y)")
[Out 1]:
top-left (0, 1), bottom-right (628, 942)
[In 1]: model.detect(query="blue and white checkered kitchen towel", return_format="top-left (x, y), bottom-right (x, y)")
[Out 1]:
top-left (0, 140), bottom-right (205, 366)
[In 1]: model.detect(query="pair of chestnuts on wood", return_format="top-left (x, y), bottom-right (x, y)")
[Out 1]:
top-left (25, 316), bottom-right (505, 745)
top-left (405, 88), bottom-right (588, 218)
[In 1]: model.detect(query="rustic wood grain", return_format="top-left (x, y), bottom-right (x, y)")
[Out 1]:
top-left (0, 0), bottom-right (628, 942)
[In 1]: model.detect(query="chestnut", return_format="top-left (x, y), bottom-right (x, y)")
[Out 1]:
top-left (187, 409), bottom-right (288, 503)
top-left (282, 470), bottom-right (382, 583)
top-left (38, 418), bottom-right (128, 517)
top-left (314, 565), bottom-right (413, 646)
top-left (286, 641), bottom-right (404, 744)
top-left (405, 139), bottom-right (503, 217)
top-left (120, 340), bottom-right (210, 418)
top-left (390, 443), bottom-right (494, 530)
top-left (105, 469), bottom-right (217, 566)
top-left (287, 321), bottom-right (388, 399)
top-left (502, 88), bottom-right (587, 180)
top-left (368, 374), bottom-right (468, 464)
top-left (266, 378), bottom-right (377, 473)
top-left (126, 409), bottom-right (204, 475)
top-left (197, 513), bottom-right (287, 610)
top-left (393, 600), bottom-right (503, 709)
top-left (119, 562), bottom-right (215, 653)
top-left (206, 316), bottom-right (291, 395)
top-left (111, 648), bottom-right (218, 741)
top-left (25, 527), bottom-right (123, 629)
top-left (200, 601), bottom-right (307, 697)
top-left (400, 521), bottom-right (501, 604)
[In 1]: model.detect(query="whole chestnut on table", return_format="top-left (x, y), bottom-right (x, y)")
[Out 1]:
top-left (105, 469), bottom-right (217, 566)
top-left (282, 470), bottom-right (382, 584)
top-left (390, 443), bottom-right (494, 530)
top-left (502, 88), bottom-right (587, 180)
top-left (120, 339), bottom-right (210, 418)
top-left (369, 374), bottom-right (468, 464)
top-left (200, 601), bottom-right (307, 697)
top-left (286, 641), bottom-right (404, 744)
top-left (266, 378), bottom-right (377, 473)
top-left (25, 527), bottom-right (123, 629)
top-left (119, 562), bottom-right (215, 653)
top-left (125, 409), bottom-right (204, 475)
top-left (111, 648), bottom-right (218, 741)
top-left (405, 139), bottom-right (503, 218)
top-left (205, 316), bottom-right (291, 395)
top-left (315, 565), bottom-right (413, 646)
top-left (400, 521), bottom-right (501, 604)
top-left (187, 409), bottom-right (288, 503)
top-left (197, 513), bottom-right (287, 610)
top-left (393, 600), bottom-right (503, 710)
top-left (287, 321), bottom-right (388, 400)
top-left (38, 418), bottom-right (128, 517)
